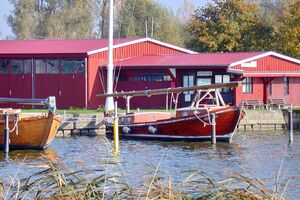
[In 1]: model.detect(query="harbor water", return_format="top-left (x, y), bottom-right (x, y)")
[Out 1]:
top-left (0, 131), bottom-right (300, 199)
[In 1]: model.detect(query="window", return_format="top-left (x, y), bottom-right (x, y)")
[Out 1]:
top-left (46, 60), bottom-right (59, 74)
top-left (0, 60), bottom-right (9, 74)
top-left (74, 60), bottom-right (85, 74)
top-left (268, 82), bottom-right (272, 95)
top-left (215, 74), bottom-right (230, 93)
top-left (36, 60), bottom-right (46, 74)
top-left (183, 75), bottom-right (194, 102)
top-left (284, 77), bottom-right (289, 95)
top-left (11, 60), bottom-right (23, 74)
top-left (196, 78), bottom-right (211, 86)
top-left (24, 60), bottom-right (32, 74)
top-left (61, 60), bottom-right (74, 74)
top-left (131, 74), bottom-right (171, 82)
top-left (242, 77), bottom-right (253, 93)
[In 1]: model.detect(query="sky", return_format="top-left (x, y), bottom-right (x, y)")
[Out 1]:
top-left (0, 0), bottom-right (210, 39)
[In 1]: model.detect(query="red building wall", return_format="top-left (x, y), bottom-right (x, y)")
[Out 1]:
top-left (233, 55), bottom-right (300, 106)
top-left (235, 78), bottom-right (264, 104)
top-left (267, 77), bottom-right (300, 106)
top-left (87, 41), bottom-right (188, 108)
top-left (232, 55), bottom-right (300, 72)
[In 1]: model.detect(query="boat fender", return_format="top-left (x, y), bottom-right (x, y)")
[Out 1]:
top-left (122, 126), bottom-right (131, 134)
top-left (148, 125), bottom-right (157, 134)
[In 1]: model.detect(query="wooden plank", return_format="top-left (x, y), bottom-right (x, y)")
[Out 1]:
top-left (97, 81), bottom-right (241, 98)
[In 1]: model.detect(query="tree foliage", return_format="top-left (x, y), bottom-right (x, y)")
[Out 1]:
top-left (6, 0), bottom-right (300, 58)
top-left (115, 0), bottom-right (184, 46)
top-left (8, 0), bottom-right (94, 39)
top-left (277, 0), bottom-right (300, 58)
top-left (186, 0), bottom-right (275, 52)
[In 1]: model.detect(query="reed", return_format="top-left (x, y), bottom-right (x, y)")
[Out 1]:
top-left (1, 157), bottom-right (287, 200)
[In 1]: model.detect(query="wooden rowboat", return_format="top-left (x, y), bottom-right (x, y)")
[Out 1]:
top-left (0, 97), bottom-right (61, 150)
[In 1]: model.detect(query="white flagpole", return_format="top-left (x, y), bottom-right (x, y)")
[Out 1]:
top-left (105, 0), bottom-right (114, 112)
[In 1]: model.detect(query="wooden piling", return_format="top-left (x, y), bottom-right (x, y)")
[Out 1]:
top-left (289, 106), bottom-right (293, 143)
top-left (4, 113), bottom-right (10, 156)
top-left (211, 113), bottom-right (216, 145)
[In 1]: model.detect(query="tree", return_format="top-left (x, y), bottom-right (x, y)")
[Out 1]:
top-left (176, 0), bottom-right (195, 24)
top-left (115, 0), bottom-right (184, 46)
top-left (186, 0), bottom-right (275, 52)
top-left (8, 0), bottom-right (94, 39)
top-left (277, 0), bottom-right (300, 58)
top-left (7, 0), bottom-right (37, 39)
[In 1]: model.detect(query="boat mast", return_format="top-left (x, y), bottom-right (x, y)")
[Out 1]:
top-left (105, 0), bottom-right (115, 112)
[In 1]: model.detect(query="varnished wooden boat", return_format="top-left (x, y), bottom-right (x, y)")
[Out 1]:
top-left (0, 97), bottom-right (61, 150)
top-left (0, 112), bottom-right (60, 150)
top-left (102, 82), bottom-right (245, 142)
top-left (106, 105), bottom-right (244, 142)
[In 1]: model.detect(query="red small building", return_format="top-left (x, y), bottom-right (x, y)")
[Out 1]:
top-left (0, 38), bottom-right (299, 109)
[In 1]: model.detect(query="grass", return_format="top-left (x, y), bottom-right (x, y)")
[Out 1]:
top-left (21, 108), bottom-right (170, 114)
top-left (22, 108), bottom-right (104, 114)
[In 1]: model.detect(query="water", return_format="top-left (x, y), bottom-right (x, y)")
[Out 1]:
top-left (1, 131), bottom-right (300, 199)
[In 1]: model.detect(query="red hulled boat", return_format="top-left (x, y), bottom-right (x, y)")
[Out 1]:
top-left (101, 82), bottom-right (245, 142)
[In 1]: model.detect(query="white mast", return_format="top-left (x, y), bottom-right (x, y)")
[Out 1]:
top-left (105, 0), bottom-right (114, 112)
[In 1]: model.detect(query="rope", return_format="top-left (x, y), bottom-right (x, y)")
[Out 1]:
top-left (193, 106), bottom-right (212, 127)
top-left (98, 67), bottom-right (106, 93)
top-left (10, 115), bottom-right (19, 135)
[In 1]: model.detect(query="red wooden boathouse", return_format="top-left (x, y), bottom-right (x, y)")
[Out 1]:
top-left (0, 38), bottom-right (299, 109)
top-left (0, 38), bottom-right (193, 109)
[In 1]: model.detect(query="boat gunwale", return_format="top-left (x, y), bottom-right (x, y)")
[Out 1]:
top-left (109, 106), bottom-right (240, 127)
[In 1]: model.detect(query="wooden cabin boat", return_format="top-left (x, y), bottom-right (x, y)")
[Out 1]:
top-left (0, 97), bottom-right (61, 150)
top-left (100, 82), bottom-right (245, 142)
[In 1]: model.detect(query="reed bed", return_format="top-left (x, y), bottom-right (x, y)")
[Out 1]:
top-left (0, 155), bottom-right (288, 200)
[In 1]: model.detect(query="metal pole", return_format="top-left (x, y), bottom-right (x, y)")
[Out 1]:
top-left (289, 106), bottom-right (293, 143)
top-left (4, 113), bottom-right (10, 156)
top-left (126, 96), bottom-right (131, 114)
top-left (105, 0), bottom-right (114, 112)
top-left (113, 101), bottom-right (119, 153)
top-left (211, 113), bottom-right (216, 145)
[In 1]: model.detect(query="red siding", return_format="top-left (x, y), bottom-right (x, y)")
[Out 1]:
top-left (267, 77), bottom-right (300, 106)
top-left (235, 78), bottom-right (264, 104)
top-left (88, 41), bottom-right (188, 109)
top-left (59, 74), bottom-right (85, 108)
top-left (232, 55), bottom-right (300, 72)
top-left (116, 81), bottom-right (172, 109)
top-left (235, 77), bottom-right (300, 106)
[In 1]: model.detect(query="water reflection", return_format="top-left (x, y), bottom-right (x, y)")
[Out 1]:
top-left (0, 147), bottom-right (57, 162)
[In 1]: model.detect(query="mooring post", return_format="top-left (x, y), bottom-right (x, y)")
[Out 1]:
top-left (4, 112), bottom-right (10, 157)
top-left (211, 113), bottom-right (216, 145)
top-left (126, 96), bottom-right (131, 114)
top-left (289, 106), bottom-right (293, 143)
top-left (113, 101), bottom-right (119, 153)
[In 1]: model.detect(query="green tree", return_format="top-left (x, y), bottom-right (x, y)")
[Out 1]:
top-left (115, 0), bottom-right (184, 46)
top-left (186, 0), bottom-right (275, 52)
top-left (8, 0), bottom-right (94, 39)
top-left (7, 0), bottom-right (37, 39)
top-left (277, 0), bottom-right (300, 58)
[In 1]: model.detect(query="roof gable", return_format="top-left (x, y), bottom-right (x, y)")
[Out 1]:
top-left (229, 51), bottom-right (300, 66)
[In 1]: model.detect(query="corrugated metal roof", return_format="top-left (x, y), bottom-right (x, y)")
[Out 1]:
top-left (115, 52), bottom-right (264, 67)
top-left (0, 38), bottom-right (138, 54)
